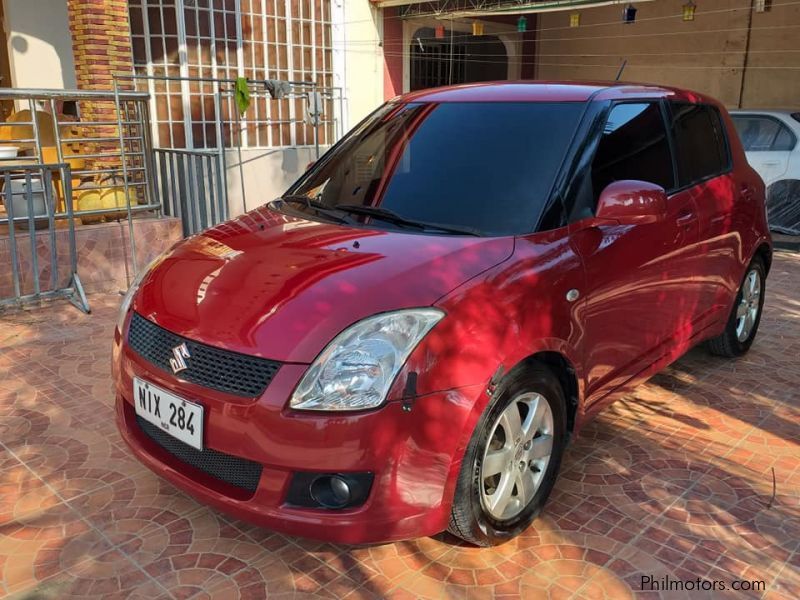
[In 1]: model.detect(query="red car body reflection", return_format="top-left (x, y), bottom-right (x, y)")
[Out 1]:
top-left (113, 82), bottom-right (771, 544)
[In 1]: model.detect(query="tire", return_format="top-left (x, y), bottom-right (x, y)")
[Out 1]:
top-left (447, 364), bottom-right (567, 547)
top-left (706, 256), bottom-right (766, 358)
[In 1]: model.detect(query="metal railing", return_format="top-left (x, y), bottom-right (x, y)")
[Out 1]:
top-left (0, 88), bottom-right (160, 278)
top-left (154, 148), bottom-right (227, 236)
top-left (114, 73), bottom-right (344, 239)
top-left (0, 83), bottom-right (347, 292)
top-left (0, 163), bottom-right (89, 312)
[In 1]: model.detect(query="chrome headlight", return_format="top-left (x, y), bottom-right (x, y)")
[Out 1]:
top-left (290, 309), bottom-right (444, 411)
top-left (115, 255), bottom-right (167, 333)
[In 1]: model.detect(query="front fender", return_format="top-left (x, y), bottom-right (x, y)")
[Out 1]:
top-left (386, 229), bottom-right (587, 490)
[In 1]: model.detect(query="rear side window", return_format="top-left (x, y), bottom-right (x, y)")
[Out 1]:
top-left (733, 116), bottom-right (782, 151)
top-left (670, 103), bottom-right (730, 186)
top-left (733, 115), bottom-right (797, 151)
top-left (591, 102), bottom-right (674, 202)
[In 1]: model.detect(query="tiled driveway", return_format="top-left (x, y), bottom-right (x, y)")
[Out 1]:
top-left (1, 251), bottom-right (798, 600)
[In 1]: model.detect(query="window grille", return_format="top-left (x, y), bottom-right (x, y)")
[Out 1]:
top-left (128, 0), bottom-right (334, 149)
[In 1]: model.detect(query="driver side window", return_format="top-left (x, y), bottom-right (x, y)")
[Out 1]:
top-left (591, 102), bottom-right (675, 206)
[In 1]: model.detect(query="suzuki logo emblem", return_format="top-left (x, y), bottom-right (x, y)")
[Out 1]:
top-left (169, 343), bottom-right (191, 374)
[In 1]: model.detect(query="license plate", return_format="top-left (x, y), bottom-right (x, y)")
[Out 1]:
top-left (133, 377), bottom-right (204, 450)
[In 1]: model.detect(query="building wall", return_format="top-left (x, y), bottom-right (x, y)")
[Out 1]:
top-left (740, 0), bottom-right (800, 108)
top-left (222, 0), bottom-right (385, 215)
top-left (4, 0), bottom-right (77, 89)
top-left (341, 0), bottom-right (384, 125)
top-left (383, 7), bottom-right (403, 100)
top-left (224, 146), bottom-right (320, 218)
top-left (535, 0), bottom-right (800, 109)
top-left (67, 0), bottom-right (133, 93)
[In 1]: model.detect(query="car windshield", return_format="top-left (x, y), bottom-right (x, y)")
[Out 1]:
top-left (280, 101), bottom-right (585, 236)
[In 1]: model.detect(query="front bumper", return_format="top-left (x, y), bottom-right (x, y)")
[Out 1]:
top-left (113, 332), bottom-right (483, 544)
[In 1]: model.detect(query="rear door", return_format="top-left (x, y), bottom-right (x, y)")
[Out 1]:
top-left (571, 101), bottom-right (702, 408)
top-left (670, 102), bottom-right (740, 322)
top-left (732, 114), bottom-right (795, 185)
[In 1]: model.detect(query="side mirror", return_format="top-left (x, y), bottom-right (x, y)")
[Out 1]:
top-left (596, 180), bottom-right (668, 225)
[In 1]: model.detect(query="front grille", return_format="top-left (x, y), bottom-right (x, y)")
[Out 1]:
top-left (128, 312), bottom-right (281, 397)
top-left (136, 416), bottom-right (263, 494)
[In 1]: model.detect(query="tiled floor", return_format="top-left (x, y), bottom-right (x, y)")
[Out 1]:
top-left (1, 251), bottom-right (798, 600)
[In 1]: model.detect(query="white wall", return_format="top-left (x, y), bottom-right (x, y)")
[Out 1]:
top-left (338, 0), bottom-right (384, 129)
top-left (224, 146), bottom-right (320, 218)
top-left (4, 0), bottom-right (76, 89)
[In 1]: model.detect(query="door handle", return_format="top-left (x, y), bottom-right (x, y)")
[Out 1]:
top-left (676, 212), bottom-right (697, 229)
top-left (740, 183), bottom-right (754, 200)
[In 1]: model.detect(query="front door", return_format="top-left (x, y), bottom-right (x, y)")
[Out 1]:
top-left (571, 101), bottom-right (702, 409)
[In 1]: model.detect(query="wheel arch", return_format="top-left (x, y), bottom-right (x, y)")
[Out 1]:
top-left (753, 241), bottom-right (773, 275)
top-left (508, 351), bottom-right (580, 434)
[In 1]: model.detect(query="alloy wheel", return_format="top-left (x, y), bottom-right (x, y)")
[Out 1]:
top-left (735, 268), bottom-right (762, 342)
top-left (479, 392), bottom-right (554, 521)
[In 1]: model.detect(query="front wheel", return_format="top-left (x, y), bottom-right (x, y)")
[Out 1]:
top-left (706, 256), bottom-right (766, 357)
top-left (447, 364), bottom-right (567, 546)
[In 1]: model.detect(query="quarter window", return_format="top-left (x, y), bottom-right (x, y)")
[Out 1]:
top-left (671, 103), bottom-right (730, 187)
top-left (590, 102), bottom-right (675, 203)
top-left (772, 123), bottom-right (796, 151)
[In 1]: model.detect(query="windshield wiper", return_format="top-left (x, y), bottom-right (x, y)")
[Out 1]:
top-left (275, 195), bottom-right (353, 225)
top-left (336, 204), bottom-right (483, 237)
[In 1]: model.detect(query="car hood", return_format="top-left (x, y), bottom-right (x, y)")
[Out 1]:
top-left (133, 206), bottom-right (513, 363)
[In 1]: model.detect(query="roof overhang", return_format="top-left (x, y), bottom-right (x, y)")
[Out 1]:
top-left (371, 0), bottom-right (430, 7)
top-left (371, 0), bottom-right (655, 18)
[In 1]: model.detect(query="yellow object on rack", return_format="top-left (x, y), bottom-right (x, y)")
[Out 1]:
top-left (100, 186), bottom-right (138, 220)
top-left (76, 189), bottom-right (104, 224)
top-left (100, 187), bottom-right (138, 209)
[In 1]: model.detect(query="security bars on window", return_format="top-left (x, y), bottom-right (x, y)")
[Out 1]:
top-left (128, 0), bottom-right (334, 150)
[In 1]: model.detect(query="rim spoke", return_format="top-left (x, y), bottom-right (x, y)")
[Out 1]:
top-left (748, 273), bottom-right (758, 297)
top-left (524, 395), bottom-right (547, 439)
top-left (499, 404), bottom-right (523, 440)
top-left (515, 470), bottom-right (536, 507)
top-left (746, 309), bottom-right (756, 333)
top-left (740, 314), bottom-right (751, 340)
top-left (488, 471), bottom-right (516, 515)
top-left (736, 301), bottom-right (748, 319)
top-left (527, 434), bottom-right (553, 461)
top-left (483, 447), bottom-right (512, 478)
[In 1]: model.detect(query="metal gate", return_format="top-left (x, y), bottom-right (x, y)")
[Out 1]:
top-left (153, 148), bottom-right (227, 236)
top-left (0, 163), bottom-right (90, 313)
top-left (411, 40), bottom-right (468, 90)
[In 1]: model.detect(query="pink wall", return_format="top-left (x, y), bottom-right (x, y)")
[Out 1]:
top-left (383, 7), bottom-right (404, 100)
top-left (0, 217), bottom-right (183, 299)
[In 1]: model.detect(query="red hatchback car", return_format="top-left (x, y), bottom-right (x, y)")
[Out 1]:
top-left (114, 82), bottom-right (772, 546)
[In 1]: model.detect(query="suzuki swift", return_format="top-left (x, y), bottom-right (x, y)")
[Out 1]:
top-left (114, 82), bottom-right (772, 546)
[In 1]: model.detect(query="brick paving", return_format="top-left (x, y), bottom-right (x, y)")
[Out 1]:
top-left (1, 251), bottom-right (798, 599)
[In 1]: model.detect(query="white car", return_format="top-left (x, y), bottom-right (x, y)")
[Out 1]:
top-left (731, 110), bottom-right (800, 235)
